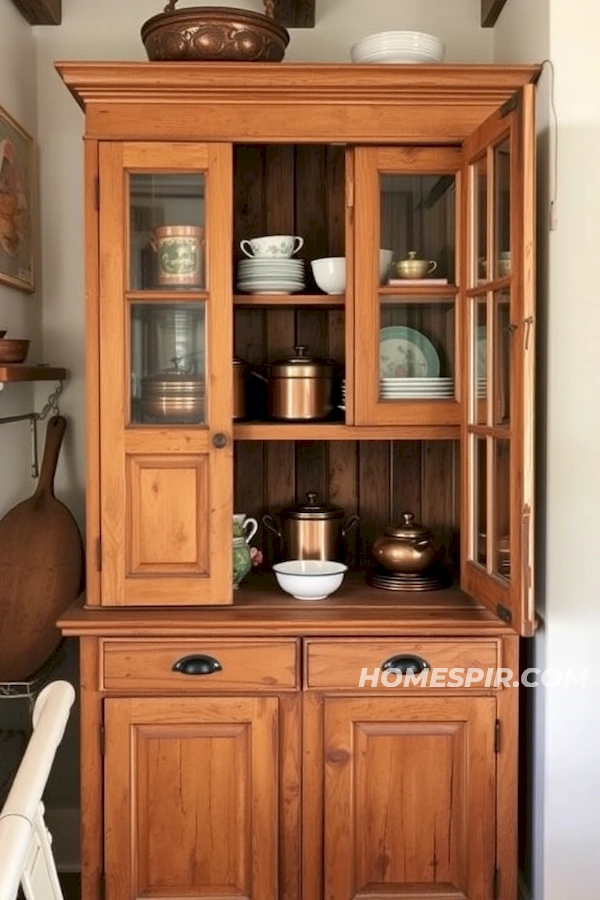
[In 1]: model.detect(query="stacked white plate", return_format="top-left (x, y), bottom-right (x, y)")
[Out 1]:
top-left (351, 31), bottom-right (445, 65)
top-left (380, 377), bottom-right (454, 399)
top-left (237, 258), bottom-right (305, 294)
top-left (339, 379), bottom-right (346, 411)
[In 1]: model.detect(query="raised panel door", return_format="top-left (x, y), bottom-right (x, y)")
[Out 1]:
top-left (104, 696), bottom-right (279, 900)
top-left (98, 142), bottom-right (233, 606)
top-left (322, 695), bottom-right (496, 900)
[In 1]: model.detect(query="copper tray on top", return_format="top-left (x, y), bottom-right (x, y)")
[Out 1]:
top-left (141, 0), bottom-right (290, 62)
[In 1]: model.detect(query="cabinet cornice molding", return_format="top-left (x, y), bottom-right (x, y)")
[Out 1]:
top-left (11, 0), bottom-right (60, 24)
top-left (55, 62), bottom-right (541, 109)
top-left (55, 62), bottom-right (540, 143)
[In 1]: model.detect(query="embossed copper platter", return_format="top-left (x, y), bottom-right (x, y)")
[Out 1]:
top-left (141, 0), bottom-right (290, 62)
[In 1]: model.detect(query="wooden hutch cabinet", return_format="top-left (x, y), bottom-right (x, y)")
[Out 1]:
top-left (56, 62), bottom-right (539, 900)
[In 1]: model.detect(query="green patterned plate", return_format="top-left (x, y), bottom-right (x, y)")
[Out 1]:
top-left (379, 326), bottom-right (440, 378)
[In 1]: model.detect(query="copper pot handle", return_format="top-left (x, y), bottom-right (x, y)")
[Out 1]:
top-left (342, 515), bottom-right (360, 538)
top-left (262, 515), bottom-right (282, 540)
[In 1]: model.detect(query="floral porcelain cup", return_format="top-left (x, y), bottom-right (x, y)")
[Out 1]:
top-left (240, 234), bottom-right (304, 259)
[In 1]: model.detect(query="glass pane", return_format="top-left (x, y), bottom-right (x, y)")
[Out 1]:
top-left (474, 437), bottom-right (487, 567)
top-left (494, 438), bottom-right (511, 581)
top-left (493, 290), bottom-right (511, 426)
top-left (131, 302), bottom-right (206, 425)
top-left (380, 174), bottom-right (456, 285)
top-left (379, 299), bottom-right (455, 400)
top-left (473, 156), bottom-right (488, 285)
top-left (129, 173), bottom-right (206, 291)
top-left (494, 139), bottom-right (511, 280)
top-left (474, 299), bottom-right (487, 425)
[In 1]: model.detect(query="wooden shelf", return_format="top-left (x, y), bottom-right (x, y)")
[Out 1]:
top-left (234, 421), bottom-right (460, 440)
top-left (0, 365), bottom-right (67, 383)
top-left (58, 575), bottom-right (512, 638)
top-left (380, 285), bottom-right (457, 299)
top-left (234, 293), bottom-right (343, 306)
top-left (126, 290), bottom-right (209, 302)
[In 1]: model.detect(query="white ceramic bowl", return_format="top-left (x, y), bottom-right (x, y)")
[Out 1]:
top-left (311, 257), bottom-right (346, 294)
top-left (380, 249), bottom-right (393, 284)
top-left (273, 559), bottom-right (348, 600)
top-left (351, 31), bottom-right (445, 64)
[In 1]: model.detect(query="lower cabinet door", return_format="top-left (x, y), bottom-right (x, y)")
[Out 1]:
top-left (323, 696), bottom-right (497, 900)
top-left (104, 696), bottom-right (279, 900)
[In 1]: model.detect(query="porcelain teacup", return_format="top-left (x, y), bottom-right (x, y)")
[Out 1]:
top-left (240, 235), bottom-right (304, 259)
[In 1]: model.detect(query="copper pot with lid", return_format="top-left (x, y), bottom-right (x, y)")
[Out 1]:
top-left (255, 346), bottom-right (334, 420)
top-left (371, 512), bottom-right (438, 574)
top-left (141, 360), bottom-right (205, 423)
top-left (263, 492), bottom-right (359, 562)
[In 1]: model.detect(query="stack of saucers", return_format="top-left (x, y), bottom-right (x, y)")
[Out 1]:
top-left (477, 378), bottom-right (487, 399)
top-left (237, 258), bottom-right (305, 294)
top-left (380, 377), bottom-right (454, 400)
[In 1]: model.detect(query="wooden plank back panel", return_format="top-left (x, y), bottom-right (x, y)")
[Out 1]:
top-left (391, 440), bottom-right (422, 523)
top-left (422, 439), bottom-right (460, 572)
top-left (296, 441), bottom-right (329, 506)
top-left (357, 442), bottom-right (391, 568)
top-left (328, 441), bottom-right (359, 568)
top-left (235, 440), bottom-right (459, 571)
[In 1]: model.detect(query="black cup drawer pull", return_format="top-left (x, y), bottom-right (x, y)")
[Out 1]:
top-left (172, 654), bottom-right (223, 676)
top-left (381, 654), bottom-right (429, 675)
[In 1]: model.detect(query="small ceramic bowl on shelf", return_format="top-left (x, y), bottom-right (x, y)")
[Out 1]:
top-left (311, 257), bottom-right (346, 294)
top-left (273, 559), bottom-right (347, 600)
top-left (0, 337), bottom-right (31, 364)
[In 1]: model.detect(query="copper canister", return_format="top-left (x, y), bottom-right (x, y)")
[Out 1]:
top-left (267, 346), bottom-right (333, 420)
top-left (233, 357), bottom-right (246, 419)
top-left (263, 492), bottom-right (359, 561)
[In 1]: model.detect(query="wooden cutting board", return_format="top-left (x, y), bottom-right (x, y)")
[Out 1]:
top-left (0, 416), bottom-right (84, 682)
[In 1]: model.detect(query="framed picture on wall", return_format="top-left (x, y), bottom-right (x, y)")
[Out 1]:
top-left (0, 104), bottom-right (34, 292)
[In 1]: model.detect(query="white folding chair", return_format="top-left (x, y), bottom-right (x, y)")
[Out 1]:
top-left (0, 681), bottom-right (75, 900)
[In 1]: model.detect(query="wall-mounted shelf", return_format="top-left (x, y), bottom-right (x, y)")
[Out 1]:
top-left (0, 372), bottom-right (67, 477)
top-left (234, 293), bottom-right (343, 307)
top-left (0, 365), bottom-right (67, 383)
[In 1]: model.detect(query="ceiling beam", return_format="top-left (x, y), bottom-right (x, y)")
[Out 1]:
top-left (11, 0), bottom-right (61, 24)
top-left (272, 0), bottom-right (316, 28)
top-left (481, 0), bottom-right (508, 27)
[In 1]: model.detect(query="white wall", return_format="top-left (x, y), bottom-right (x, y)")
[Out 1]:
top-left (496, 1), bottom-right (600, 899)
top-left (0, 2), bottom-right (41, 514)
top-left (542, 0), bottom-right (600, 897)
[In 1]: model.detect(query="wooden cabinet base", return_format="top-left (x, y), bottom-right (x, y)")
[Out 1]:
top-left (74, 627), bottom-right (518, 900)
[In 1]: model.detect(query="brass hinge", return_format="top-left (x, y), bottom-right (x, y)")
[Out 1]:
top-left (96, 536), bottom-right (102, 572)
top-left (494, 719), bottom-right (501, 753)
top-left (100, 724), bottom-right (105, 756)
top-left (493, 866), bottom-right (500, 899)
top-left (500, 92), bottom-right (519, 117)
top-left (94, 176), bottom-right (100, 211)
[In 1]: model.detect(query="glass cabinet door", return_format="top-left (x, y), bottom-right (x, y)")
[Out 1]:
top-left (98, 143), bottom-right (233, 607)
top-left (462, 89), bottom-right (536, 635)
top-left (354, 147), bottom-right (462, 427)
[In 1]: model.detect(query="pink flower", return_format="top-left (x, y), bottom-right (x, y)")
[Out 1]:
top-left (250, 547), bottom-right (263, 567)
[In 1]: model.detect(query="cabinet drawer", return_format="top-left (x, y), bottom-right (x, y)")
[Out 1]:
top-left (305, 639), bottom-right (501, 690)
top-left (102, 639), bottom-right (299, 692)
